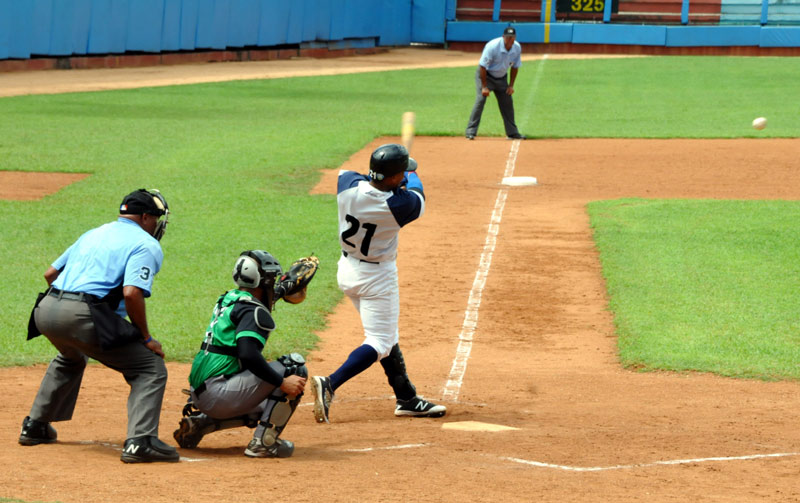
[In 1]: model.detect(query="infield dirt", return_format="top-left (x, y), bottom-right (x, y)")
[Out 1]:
top-left (1, 49), bottom-right (799, 503)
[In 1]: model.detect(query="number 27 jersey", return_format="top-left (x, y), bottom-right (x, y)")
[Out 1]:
top-left (337, 170), bottom-right (425, 263)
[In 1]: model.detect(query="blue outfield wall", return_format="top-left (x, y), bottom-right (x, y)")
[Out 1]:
top-left (0, 0), bottom-right (451, 59)
top-left (4, 0), bottom-right (800, 59)
top-left (447, 20), bottom-right (800, 48)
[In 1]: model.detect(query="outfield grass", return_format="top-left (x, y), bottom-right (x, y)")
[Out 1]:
top-left (1, 56), bottom-right (799, 377)
top-left (589, 199), bottom-right (800, 380)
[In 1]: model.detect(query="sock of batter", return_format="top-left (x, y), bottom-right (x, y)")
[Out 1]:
top-left (329, 344), bottom-right (378, 391)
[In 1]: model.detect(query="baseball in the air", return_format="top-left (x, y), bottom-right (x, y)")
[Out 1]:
top-left (752, 117), bottom-right (767, 130)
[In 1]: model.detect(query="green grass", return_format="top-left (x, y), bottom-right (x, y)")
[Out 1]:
top-left (2, 56), bottom-right (799, 378)
top-left (589, 199), bottom-right (800, 379)
top-left (528, 56), bottom-right (800, 138)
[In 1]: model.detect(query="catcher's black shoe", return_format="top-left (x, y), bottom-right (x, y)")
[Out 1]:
top-left (244, 437), bottom-right (294, 458)
top-left (173, 412), bottom-right (212, 449)
top-left (311, 376), bottom-right (333, 424)
top-left (121, 436), bottom-right (180, 463)
top-left (394, 397), bottom-right (447, 418)
top-left (19, 416), bottom-right (57, 446)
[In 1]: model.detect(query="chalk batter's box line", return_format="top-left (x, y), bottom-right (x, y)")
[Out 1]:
top-left (503, 452), bottom-right (800, 472)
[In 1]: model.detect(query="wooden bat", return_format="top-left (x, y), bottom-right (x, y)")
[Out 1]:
top-left (401, 111), bottom-right (415, 152)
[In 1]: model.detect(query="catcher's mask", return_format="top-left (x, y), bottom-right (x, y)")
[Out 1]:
top-left (368, 144), bottom-right (417, 181)
top-left (120, 188), bottom-right (170, 241)
top-left (233, 250), bottom-right (282, 306)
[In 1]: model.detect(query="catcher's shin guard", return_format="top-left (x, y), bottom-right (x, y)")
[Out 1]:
top-left (258, 354), bottom-right (307, 446)
top-left (380, 344), bottom-right (417, 401)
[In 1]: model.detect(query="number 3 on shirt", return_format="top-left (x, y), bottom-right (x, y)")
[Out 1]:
top-left (341, 214), bottom-right (377, 256)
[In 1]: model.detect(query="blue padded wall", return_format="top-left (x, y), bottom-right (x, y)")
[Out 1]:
top-left (126, 0), bottom-right (165, 53)
top-left (412, 0), bottom-right (446, 43)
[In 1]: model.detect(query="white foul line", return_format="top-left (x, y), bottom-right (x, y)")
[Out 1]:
top-left (442, 141), bottom-right (521, 401)
top-left (503, 452), bottom-right (800, 472)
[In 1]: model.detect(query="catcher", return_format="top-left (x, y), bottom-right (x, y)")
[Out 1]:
top-left (173, 250), bottom-right (319, 458)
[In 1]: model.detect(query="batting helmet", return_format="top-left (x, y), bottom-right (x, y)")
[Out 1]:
top-left (232, 250), bottom-right (282, 291)
top-left (369, 144), bottom-right (417, 181)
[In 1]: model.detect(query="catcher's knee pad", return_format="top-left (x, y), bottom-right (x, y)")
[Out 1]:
top-left (277, 352), bottom-right (308, 379)
top-left (380, 344), bottom-right (416, 401)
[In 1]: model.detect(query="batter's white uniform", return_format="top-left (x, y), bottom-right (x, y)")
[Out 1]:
top-left (336, 170), bottom-right (425, 359)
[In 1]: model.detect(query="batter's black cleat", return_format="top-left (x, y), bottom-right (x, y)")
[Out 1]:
top-left (120, 436), bottom-right (180, 463)
top-left (311, 376), bottom-right (333, 424)
top-left (173, 413), bottom-right (209, 449)
top-left (394, 397), bottom-right (447, 418)
top-left (507, 134), bottom-right (527, 140)
top-left (244, 437), bottom-right (294, 458)
top-left (19, 416), bottom-right (57, 446)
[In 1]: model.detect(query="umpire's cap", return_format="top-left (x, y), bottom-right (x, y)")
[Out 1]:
top-left (120, 189), bottom-right (168, 216)
top-left (503, 26), bottom-right (516, 37)
top-left (369, 144), bottom-right (417, 181)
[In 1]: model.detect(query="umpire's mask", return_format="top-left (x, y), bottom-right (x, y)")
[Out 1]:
top-left (149, 190), bottom-right (169, 241)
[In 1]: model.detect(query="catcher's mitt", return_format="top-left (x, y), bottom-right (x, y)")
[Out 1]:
top-left (274, 255), bottom-right (319, 304)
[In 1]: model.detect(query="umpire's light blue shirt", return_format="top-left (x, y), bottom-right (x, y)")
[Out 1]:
top-left (479, 37), bottom-right (522, 79)
top-left (51, 218), bottom-right (163, 315)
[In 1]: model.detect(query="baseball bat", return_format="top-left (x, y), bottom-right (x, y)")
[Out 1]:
top-left (401, 111), bottom-right (415, 152)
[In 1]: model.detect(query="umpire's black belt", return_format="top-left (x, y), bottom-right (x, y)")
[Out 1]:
top-left (342, 250), bottom-right (379, 265)
top-left (47, 287), bottom-right (86, 302)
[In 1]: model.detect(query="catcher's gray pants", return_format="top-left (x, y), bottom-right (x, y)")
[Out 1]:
top-left (465, 67), bottom-right (521, 138)
top-left (190, 365), bottom-right (285, 421)
top-left (30, 294), bottom-right (168, 439)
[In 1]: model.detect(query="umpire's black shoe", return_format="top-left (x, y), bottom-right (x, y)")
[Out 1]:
top-left (507, 134), bottom-right (527, 140)
top-left (19, 416), bottom-right (57, 446)
top-left (394, 397), bottom-right (447, 418)
top-left (121, 436), bottom-right (180, 463)
top-left (465, 134), bottom-right (475, 140)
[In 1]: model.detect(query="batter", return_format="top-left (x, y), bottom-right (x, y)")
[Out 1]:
top-left (310, 143), bottom-right (447, 423)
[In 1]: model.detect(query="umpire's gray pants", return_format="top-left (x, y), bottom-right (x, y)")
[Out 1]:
top-left (30, 294), bottom-right (168, 439)
top-left (465, 67), bottom-right (521, 138)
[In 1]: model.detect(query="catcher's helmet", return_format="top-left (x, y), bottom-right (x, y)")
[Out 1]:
top-left (232, 250), bottom-right (282, 291)
top-left (369, 144), bottom-right (417, 181)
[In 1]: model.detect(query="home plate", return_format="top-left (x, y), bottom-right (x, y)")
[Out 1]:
top-left (441, 421), bottom-right (520, 432)
top-left (502, 176), bottom-right (537, 186)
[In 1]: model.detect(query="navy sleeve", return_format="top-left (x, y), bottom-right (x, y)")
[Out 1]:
top-left (387, 188), bottom-right (423, 228)
top-left (337, 171), bottom-right (368, 195)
